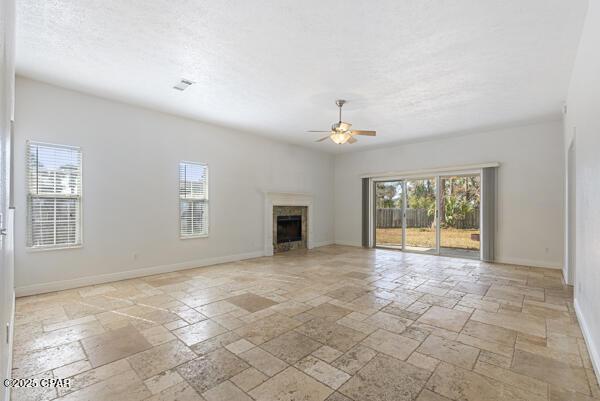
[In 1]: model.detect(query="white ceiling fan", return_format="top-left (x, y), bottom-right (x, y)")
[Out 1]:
top-left (307, 99), bottom-right (376, 145)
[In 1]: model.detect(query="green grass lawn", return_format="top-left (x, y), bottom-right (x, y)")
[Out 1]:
top-left (376, 227), bottom-right (480, 250)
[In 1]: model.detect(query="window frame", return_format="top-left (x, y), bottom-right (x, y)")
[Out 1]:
top-left (26, 140), bottom-right (83, 251)
top-left (179, 161), bottom-right (209, 239)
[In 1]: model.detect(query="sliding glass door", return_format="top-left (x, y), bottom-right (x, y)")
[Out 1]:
top-left (374, 178), bottom-right (437, 254)
top-left (404, 178), bottom-right (437, 254)
top-left (439, 175), bottom-right (481, 258)
top-left (374, 181), bottom-right (403, 248)
top-left (373, 172), bottom-right (481, 259)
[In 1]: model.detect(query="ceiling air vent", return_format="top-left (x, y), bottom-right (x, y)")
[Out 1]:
top-left (173, 79), bottom-right (194, 91)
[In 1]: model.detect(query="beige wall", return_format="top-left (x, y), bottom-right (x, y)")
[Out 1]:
top-left (563, 0), bottom-right (600, 379)
top-left (334, 120), bottom-right (565, 269)
top-left (13, 77), bottom-right (335, 295)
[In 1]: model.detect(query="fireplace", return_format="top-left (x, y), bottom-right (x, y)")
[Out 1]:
top-left (272, 205), bottom-right (307, 253)
top-left (277, 215), bottom-right (302, 243)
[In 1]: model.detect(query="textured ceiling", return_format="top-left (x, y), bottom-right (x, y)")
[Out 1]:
top-left (16, 0), bottom-right (587, 152)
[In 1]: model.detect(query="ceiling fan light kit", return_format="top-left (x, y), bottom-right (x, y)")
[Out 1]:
top-left (308, 99), bottom-right (376, 145)
top-left (330, 131), bottom-right (351, 144)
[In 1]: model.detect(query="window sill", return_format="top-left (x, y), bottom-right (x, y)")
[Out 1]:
top-left (26, 244), bottom-right (83, 253)
top-left (180, 234), bottom-right (209, 240)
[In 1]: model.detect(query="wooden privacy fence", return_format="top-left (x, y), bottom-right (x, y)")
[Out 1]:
top-left (377, 208), bottom-right (480, 229)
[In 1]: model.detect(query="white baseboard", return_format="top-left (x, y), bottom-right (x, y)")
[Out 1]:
top-left (16, 242), bottom-right (341, 297)
top-left (3, 291), bottom-right (14, 401)
top-left (15, 250), bottom-right (264, 297)
top-left (493, 257), bottom-right (562, 270)
top-left (333, 242), bottom-right (561, 270)
top-left (313, 240), bottom-right (334, 248)
top-left (333, 240), bottom-right (362, 247)
top-left (562, 267), bottom-right (571, 286)
top-left (574, 298), bottom-right (600, 384)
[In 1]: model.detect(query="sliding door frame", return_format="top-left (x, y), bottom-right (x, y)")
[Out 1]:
top-left (372, 179), bottom-right (405, 250)
top-left (401, 180), bottom-right (407, 251)
top-left (435, 175), bottom-right (441, 254)
top-left (403, 176), bottom-right (438, 254)
top-left (372, 169), bottom-right (482, 259)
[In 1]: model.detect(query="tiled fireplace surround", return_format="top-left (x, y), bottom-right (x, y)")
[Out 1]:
top-left (272, 205), bottom-right (308, 253)
top-left (263, 192), bottom-right (314, 256)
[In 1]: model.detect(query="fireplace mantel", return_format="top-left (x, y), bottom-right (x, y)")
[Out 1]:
top-left (263, 192), bottom-right (314, 256)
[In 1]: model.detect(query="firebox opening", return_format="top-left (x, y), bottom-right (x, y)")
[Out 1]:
top-left (277, 215), bottom-right (302, 243)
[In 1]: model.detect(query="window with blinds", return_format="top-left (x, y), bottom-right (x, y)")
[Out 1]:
top-left (179, 162), bottom-right (208, 238)
top-left (27, 142), bottom-right (82, 248)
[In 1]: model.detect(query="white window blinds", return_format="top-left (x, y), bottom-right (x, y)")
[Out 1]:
top-left (179, 162), bottom-right (208, 237)
top-left (27, 142), bottom-right (82, 248)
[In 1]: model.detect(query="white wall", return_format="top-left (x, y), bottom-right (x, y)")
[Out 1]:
top-left (13, 77), bottom-right (334, 294)
top-left (334, 120), bottom-right (565, 269)
top-left (563, 0), bottom-right (600, 379)
top-left (0, 0), bottom-right (15, 398)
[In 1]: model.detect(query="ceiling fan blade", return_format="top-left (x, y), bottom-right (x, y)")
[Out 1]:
top-left (350, 130), bottom-right (376, 136)
top-left (315, 135), bottom-right (330, 142)
top-left (306, 130), bottom-right (330, 133)
top-left (339, 122), bottom-right (352, 131)
top-left (347, 136), bottom-right (358, 144)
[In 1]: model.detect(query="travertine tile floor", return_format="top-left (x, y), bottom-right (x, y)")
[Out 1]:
top-left (11, 245), bottom-right (600, 401)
